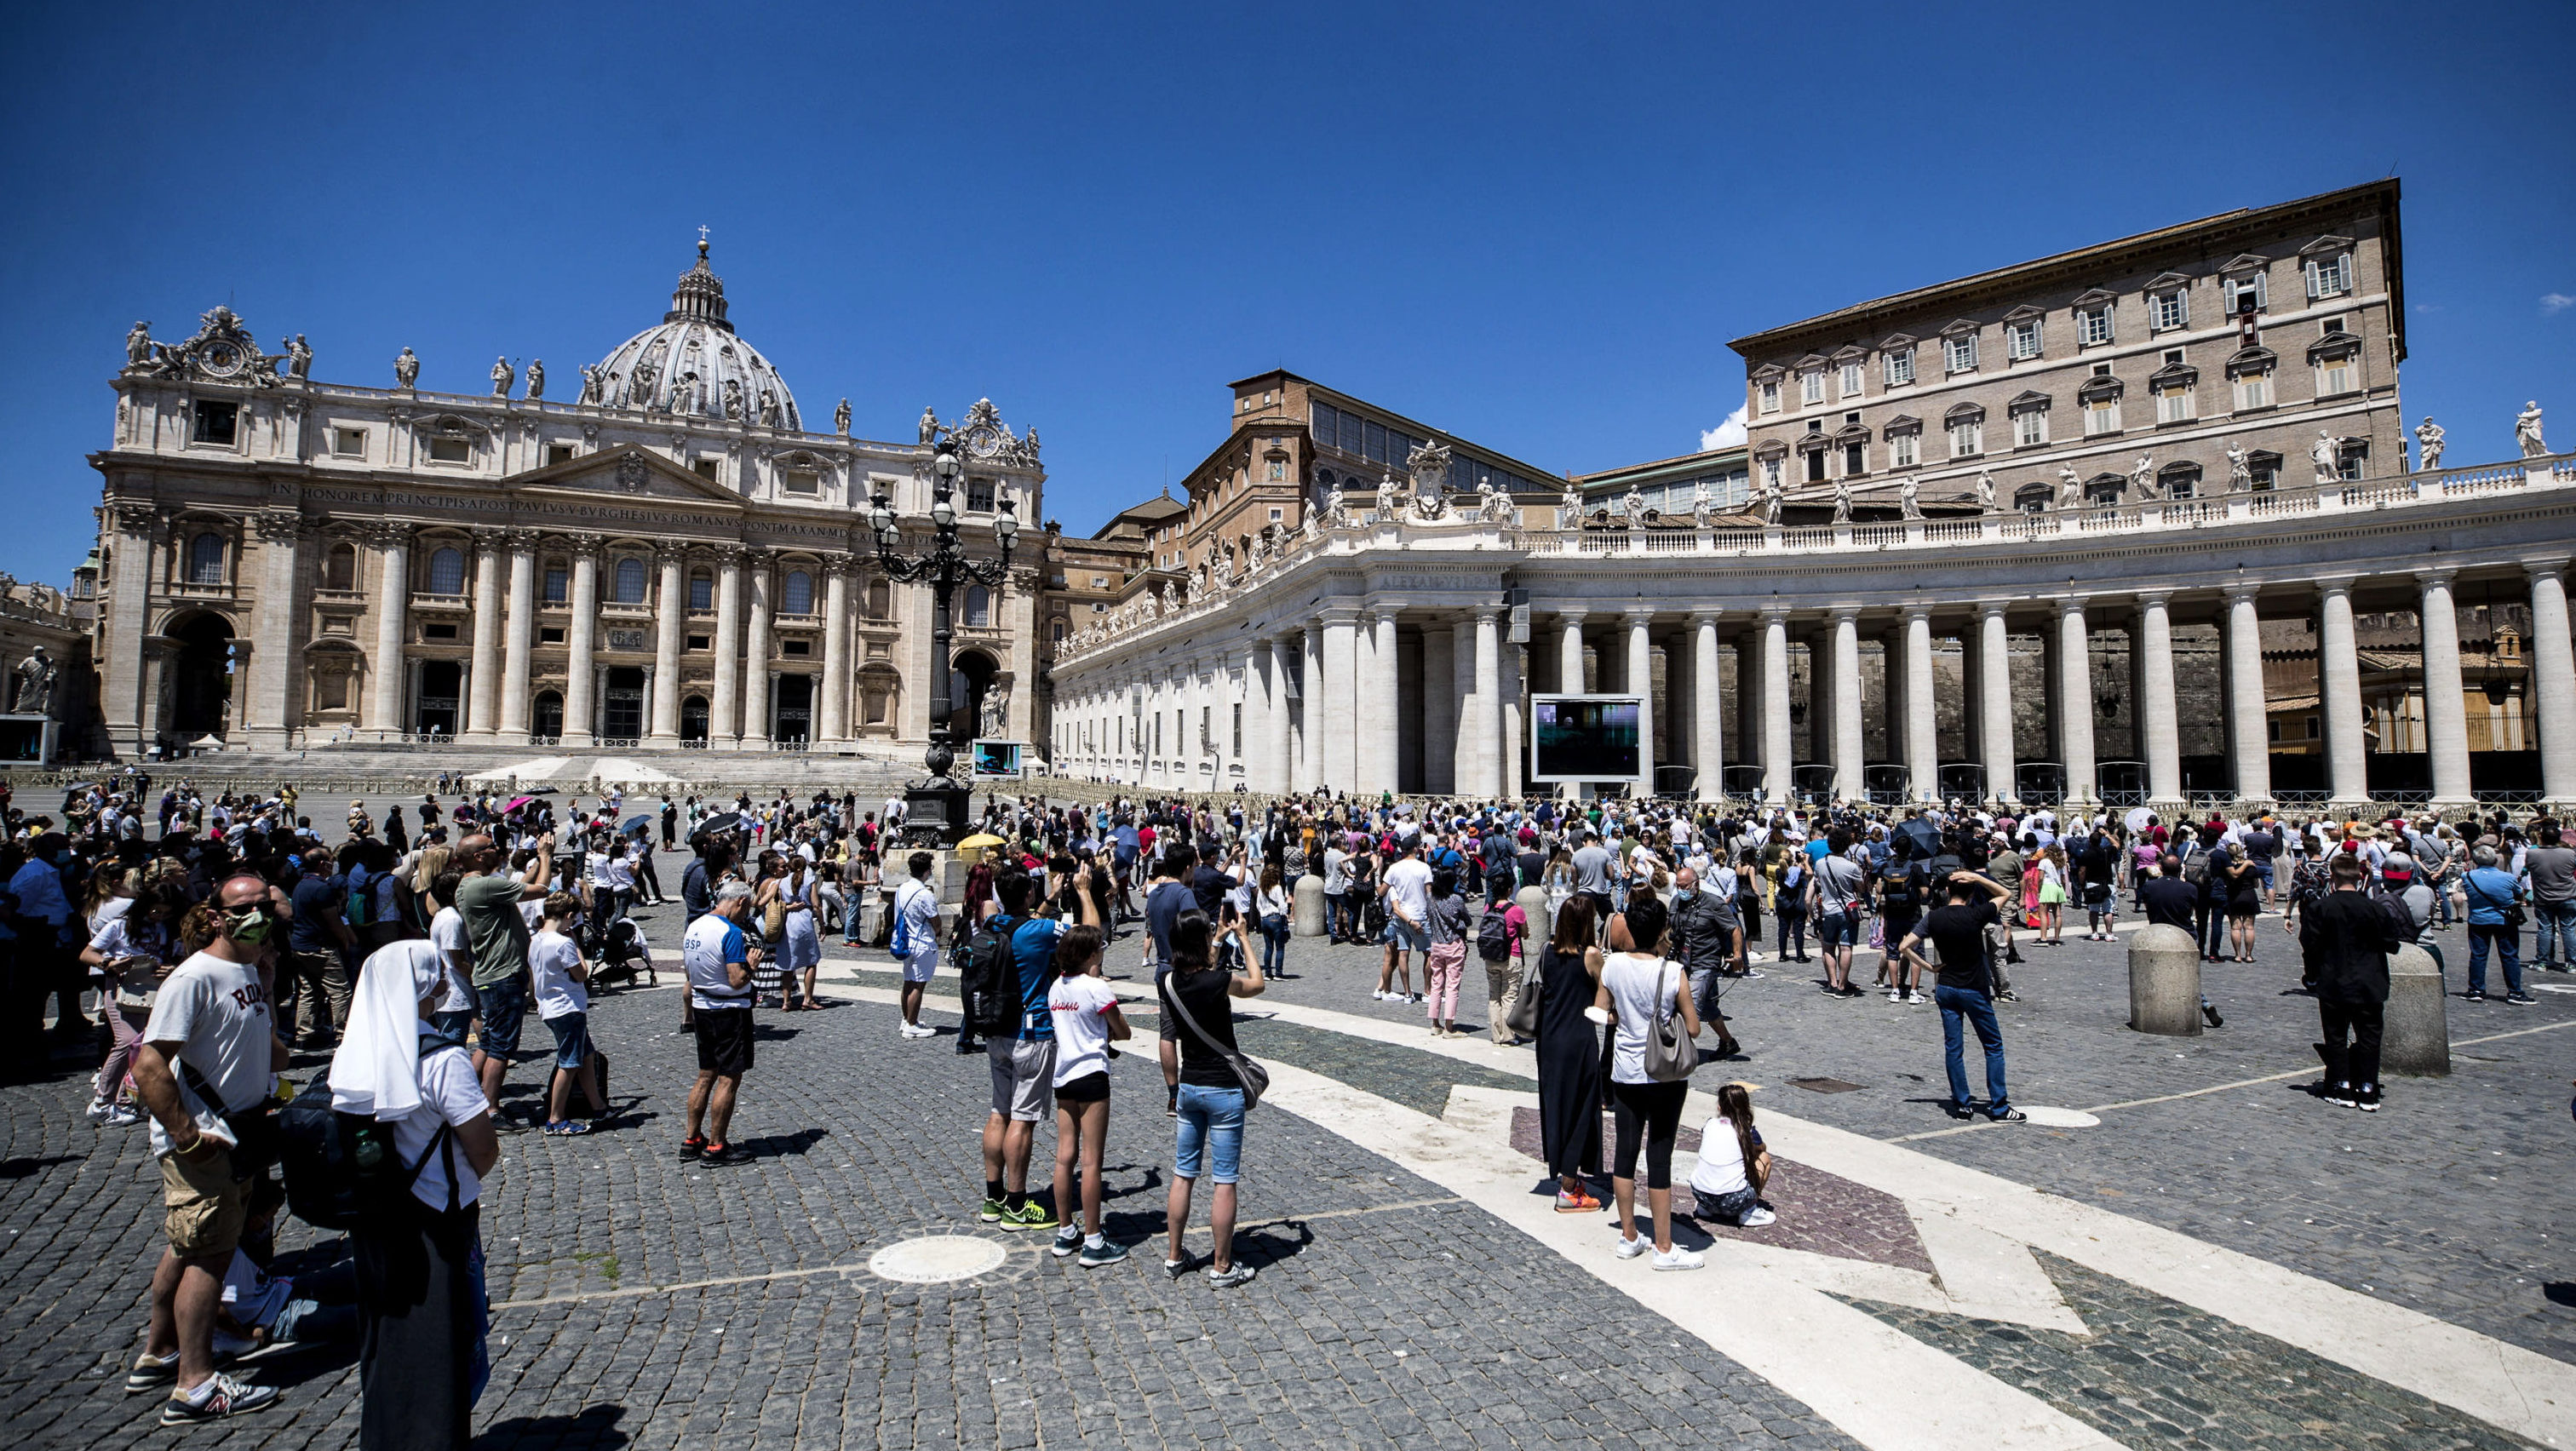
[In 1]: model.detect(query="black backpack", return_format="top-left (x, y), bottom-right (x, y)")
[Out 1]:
top-left (277, 1073), bottom-right (456, 1230)
top-left (966, 914), bottom-right (1035, 1038)
top-left (1879, 862), bottom-right (1918, 909)
top-left (1476, 906), bottom-right (1515, 964)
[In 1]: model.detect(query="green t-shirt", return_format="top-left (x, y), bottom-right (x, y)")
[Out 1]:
top-left (456, 872), bottom-right (532, 987)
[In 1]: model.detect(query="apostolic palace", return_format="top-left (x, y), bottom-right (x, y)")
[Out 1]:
top-left (37, 181), bottom-right (2576, 812)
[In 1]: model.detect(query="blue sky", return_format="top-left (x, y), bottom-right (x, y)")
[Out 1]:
top-left (3, 2), bottom-right (2568, 580)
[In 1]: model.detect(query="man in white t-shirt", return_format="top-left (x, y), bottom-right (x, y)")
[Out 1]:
top-left (530, 892), bottom-right (606, 1132)
top-left (424, 872), bottom-right (478, 1045)
top-left (890, 851), bottom-right (943, 1039)
top-left (129, 875), bottom-right (287, 1423)
top-left (1378, 840), bottom-right (1434, 1003)
top-left (681, 883), bottom-right (759, 1166)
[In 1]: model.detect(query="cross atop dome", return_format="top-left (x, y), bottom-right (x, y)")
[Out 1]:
top-left (666, 232), bottom-right (731, 330)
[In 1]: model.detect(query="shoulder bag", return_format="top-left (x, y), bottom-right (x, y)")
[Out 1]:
top-left (1639, 958), bottom-right (1697, 1083)
top-left (1504, 947), bottom-right (1545, 1037)
top-left (1161, 972), bottom-right (1269, 1111)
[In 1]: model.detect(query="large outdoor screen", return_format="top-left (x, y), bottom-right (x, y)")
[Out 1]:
top-left (1529, 694), bottom-right (1642, 782)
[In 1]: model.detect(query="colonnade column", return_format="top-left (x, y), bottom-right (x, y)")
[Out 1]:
top-left (647, 545), bottom-right (686, 744)
top-left (2528, 562), bottom-right (2576, 805)
top-left (1242, 639), bottom-right (1270, 793)
top-left (741, 554), bottom-right (772, 748)
top-left (1626, 608), bottom-right (1655, 797)
top-left (1263, 635), bottom-right (1293, 794)
top-left (2135, 591), bottom-right (2180, 808)
top-left (1829, 608), bottom-right (1863, 803)
top-left (1362, 608), bottom-right (1401, 796)
top-left (1500, 634), bottom-right (1523, 799)
top-left (1902, 606), bottom-right (1936, 802)
top-left (710, 548), bottom-right (745, 748)
top-left (1691, 612), bottom-right (1723, 801)
top-left (2317, 577), bottom-right (2370, 808)
top-left (2057, 595), bottom-right (2097, 806)
top-left (1423, 626), bottom-right (1456, 794)
top-left (818, 564), bottom-right (852, 744)
top-left (1979, 603), bottom-right (2015, 806)
top-left (1761, 605), bottom-right (1793, 806)
top-left (464, 529), bottom-right (505, 741)
top-left (1301, 622), bottom-right (1328, 791)
top-left (2418, 570), bottom-right (2472, 806)
top-left (1468, 608), bottom-right (1503, 798)
top-left (2222, 584), bottom-right (2271, 805)
top-left (561, 543), bottom-right (599, 748)
top-left (497, 531), bottom-right (537, 744)
top-left (1319, 610), bottom-right (1358, 792)
top-left (368, 524), bottom-right (410, 738)
top-left (1558, 611), bottom-right (1588, 797)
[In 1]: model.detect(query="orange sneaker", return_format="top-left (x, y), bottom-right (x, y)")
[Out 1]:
top-left (1554, 1186), bottom-right (1604, 1213)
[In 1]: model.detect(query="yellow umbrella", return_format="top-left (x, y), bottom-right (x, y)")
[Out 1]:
top-left (955, 833), bottom-right (1007, 852)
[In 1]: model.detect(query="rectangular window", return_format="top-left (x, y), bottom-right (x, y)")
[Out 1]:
top-left (1268, 506), bottom-right (1282, 521)
top-left (1944, 335), bottom-right (1976, 374)
top-left (1890, 433), bottom-right (1918, 468)
top-left (2077, 306), bottom-right (2113, 345)
top-left (546, 444), bottom-right (576, 467)
top-left (2084, 398), bottom-right (2121, 435)
top-left (691, 458), bottom-right (717, 479)
top-left (2223, 271), bottom-right (2268, 315)
top-left (782, 639), bottom-right (811, 656)
top-left (2317, 358), bottom-right (2356, 396)
top-left (1231, 703), bottom-right (1242, 754)
top-left (2338, 441), bottom-right (2368, 481)
top-left (2007, 319), bottom-right (2040, 359)
top-left (2305, 253), bottom-right (2350, 299)
top-left (427, 435), bottom-right (470, 464)
top-left (333, 427), bottom-right (367, 458)
top-left (543, 565), bottom-right (568, 602)
top-left (1843, 442), bottom-right (1866, 475)
top-left (782, 469), bottom-right (819, 494)
top-left (1758, 381), bottom-right (1781, 413)
top-left (686, 634), bottom-right (710, 651)
top-left (1839, 362), bottom-right (1864, 398)
top-left (2156, 382), bottom-right (2194, 424)
top-left (1799, 370), bottom-right (1825, 404)
top-left (967, 478), bottom-right (995, 511)
top-left (191, 400), bottom-right (238, 445)
top-left (1882, 348), bottom-right (1915, 386)
top-left (539, 626), bottom-right (565, 645)
top-left (2015, 410), bottom-right (2047, 447)
top-left (1761, 457), bottom-right (1784, 489)
top-left (1948, 421), bottom-right (1982, 457)
top-left (2233, 370), bottom-right (2274, 410)
top-left (2152, 291), bottom-right (2188, 330)
top-left (1805, 449), bottom-right (1827, 484)
top-left (422, 622), bottom-right (459, 642)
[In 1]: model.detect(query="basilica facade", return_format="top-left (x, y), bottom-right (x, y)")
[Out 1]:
top-left (89, 243), bottom-right (1043, 760)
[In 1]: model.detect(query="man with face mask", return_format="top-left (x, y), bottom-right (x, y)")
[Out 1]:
top-left (129, 875), bottom-right (290, 1423)
top-left (1670, 867), bottom-right (1743, 1057)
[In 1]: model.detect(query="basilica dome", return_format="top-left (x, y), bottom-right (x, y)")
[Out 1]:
top-left (588, 239), bottom-right (801, 430)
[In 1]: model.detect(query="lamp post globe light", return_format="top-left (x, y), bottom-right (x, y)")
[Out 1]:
top-left (869, 443), bottom-right (1018, 846)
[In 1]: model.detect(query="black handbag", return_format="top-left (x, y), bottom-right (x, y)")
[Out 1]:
top-left (1162, 973), bottom-right (1268, 1110)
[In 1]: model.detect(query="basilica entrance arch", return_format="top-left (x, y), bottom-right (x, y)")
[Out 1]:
top-left (950, 649), bottom-right (999, 741)
top-left (166, 612), bottom-right (233, 741)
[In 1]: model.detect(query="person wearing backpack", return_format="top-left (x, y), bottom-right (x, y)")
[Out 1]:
top-left (1874, 852), bottom-right (1926, 1003)
top-left (888, 852), bottom-right (942, 1039)
top-left (975, 867), bottom-right (1103, 1230)
top-left (1421, 868), bottom-right (1472, 1038)
top-left (1476, 869), bottom-right (1529, 1044)
top-left (328, 929), bottom-right (500, 1450)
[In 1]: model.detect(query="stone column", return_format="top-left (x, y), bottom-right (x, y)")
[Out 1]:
top-left (2057, 595), bottom-right (2097, 806)
top-left (100, 504), bottom-right (164, 755)
top-left (1451, 619), bottom-right (1480, 797)
top-left (1557, 611), bottom-right (1588, 797)
top-left (241, 512), bottom-right (307, 749)
top-left (1302, 622), bottom-right (1327, 791)
top-left (1468, 608), bottom-right (1503, 798)
top-left (647, 546), bottom-right (686, 743)
top-left (1241, 638), bottom-right (1269, 793)
top-left (1828, 608), bottom-right (1863, 803)
top-left (1423, 625), bottom-right (1456, 794)
top-left (1737, 619), bottom-right (1764, 771)
top-left (1362, 608), bottom-right (1401, 796)
top-left (1903, 606), bottom-right (1936, 802)
top-left (1501, 637), bottom-right (1524, 799)
top-left (1626, 608), bottom-right (1656, 797)
top-left (2528, 562), bottom-right (2576, 805)
top-left (1979, 603), bottom-right (2016, 806)
top-left (1761, 605), bottom-right (1793, 806)
top-left (2135, 591), bottom-right (2181, 809)
top-left (2417, 571), bottom-right (2473, 806)
top-left (1320, 610), bottom-right (1359, 792)
top-left (1265, 635), bottom-right (1294, 794)
top-left (561, 543), bottom-right (599, 748)
top-left (741, 553), bottom-right (772, 748)
top-left (462, 529), bottom-right (504, 741)
top-left (2223, 584), bottom-right (2273, 806)
top-left (2317, 577), bottom-right (2371, 809)
top-left (497, 532), bottom-right (538, 744)
top-left (1692, 612), bottom-right (1724, 801)
top-left (818, 564), bottom-right (852, 744)
top-left (368, 523), bottom-right (410, 738)
top-left (709, 548), bottom-right (746, 748)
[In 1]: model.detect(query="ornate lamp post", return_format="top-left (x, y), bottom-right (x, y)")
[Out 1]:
top-left (869, 444), bottom-right (1018, 846)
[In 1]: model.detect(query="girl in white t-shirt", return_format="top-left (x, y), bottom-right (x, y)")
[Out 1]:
top-left (1047, 920), bottom-right (1130, 1267)
top-left (530, 893), bottom-right (606, 1133)
top-left (1688, 1081), bottom-right (1776, 1227)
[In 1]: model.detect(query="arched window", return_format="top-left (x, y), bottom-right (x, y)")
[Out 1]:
top-left (613, 558), bottom-right (646, 604)
top-left (187, 531), bottom-right (226, 586)
top-left (1051, 620), bottom-right (1068, 643)
top-left (783, 571), bottom-right (813, 615)
top-left (688, 568), bottom-right (714, 611)
top-left (427, 547), bottom-right (465, 594)
top-left (865, 578), bottom-right (892, 619)
top-left (323, 542), bottom-right (356, 592)
top-left (964, 584), bottom-right (990, 627)
top-left (680, 696), bottom-right (709, 743)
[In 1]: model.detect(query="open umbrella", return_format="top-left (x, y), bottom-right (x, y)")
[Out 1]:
top-left (2123, 806), bottom-right (2156, 834)
top-left (691, 811), bottom-right (743, 840)
top-left (504, 794), bottom-right (542, 812)
top-left (620, 815), bottom-right (654, 837)
top-left (1890, 817), bottom-right (1941, 860)
top-left (955, 832), bottom-right (1007, 852)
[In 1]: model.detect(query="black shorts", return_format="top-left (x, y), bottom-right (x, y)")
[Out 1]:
top-left (1055, 1070), bottom-right (1110, 1104)
top-left (694, 1007), bottom-right (754, 1077)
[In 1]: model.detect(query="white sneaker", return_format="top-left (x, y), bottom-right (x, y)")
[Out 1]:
top-left (1885, 990), bottom-right (1902, 1002)
top-left (1651, 1247), bottom-right (1705, 1270)
top-left (1613, 1235), bottom-right (1649, 1259)
top-left (85, 1098), bottom-right (113, 1125)
top-left (104, 1104), bottom-right (144, 1127)
top-left (1904, 991), bottom-right (1925, 1005)
top-left (1741, 1207), bottom-right (1778, 1227)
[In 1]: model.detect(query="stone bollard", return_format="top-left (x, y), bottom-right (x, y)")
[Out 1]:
top-left (2382, 943), bottom-right (2451, 1076)
top-left (2127, 923), bottom-right (2202, 1036)
top-left (1293, 873), bottom-right (1327, 937)
top-left (1517, 886), bottom-right (1552, 942)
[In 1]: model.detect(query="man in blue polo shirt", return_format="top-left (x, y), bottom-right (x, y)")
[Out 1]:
top-left (979, 865), bottom-right (1103, 1230)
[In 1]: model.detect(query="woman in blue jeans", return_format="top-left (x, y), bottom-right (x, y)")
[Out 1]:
top-left (1159, 909), bottom-right (1265, 1288)
top-left (2461, 845), bottom-right (2533, 1004)
top-left (1255, 865), bottom-right (1293, 978)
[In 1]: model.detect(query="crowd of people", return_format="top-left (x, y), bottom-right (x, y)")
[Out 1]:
top-left (7, 761), bottom-right (2568, 1437)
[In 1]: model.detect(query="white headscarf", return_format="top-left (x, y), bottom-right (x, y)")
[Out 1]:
top-left (329, 939), bottom-right (447, 1120)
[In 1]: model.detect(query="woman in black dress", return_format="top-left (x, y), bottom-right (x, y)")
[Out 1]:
top-left (1535, 894), bottom-right (1607, 1213)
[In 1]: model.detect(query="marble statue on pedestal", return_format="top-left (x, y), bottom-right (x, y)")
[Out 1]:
top-left (1976, 467), bottom-right (1997, 513)
top-left (491, 356), bottom-right (513, 398)
top-left (2414, 416), bottom-right (2445, 471)
top-left (2130, 454), bottom-right (2158, 500)
top-left (1831, 479), bottom-right (1851, 525)
top-left (2226, 444), bottom-right (2253, 491)
top-left (579, 364), bottom-right (603, 404)
top-left (394, 347), bottom-right (420, 388)
top-left (2311, 429), bottom-right (2339, 484)
top-left (919, 406), bottom-right (939, 444)
top-left (2518, 401), bottom-right (2547, 458)
top-left (1899, 475), bottom-right (1920, 519)
top-left (835, 398), bottom-right (852, 435)
top-left (2055, 465), bottom-right (2083, 510)
top-left (525, 358), bottom-right (544, 399)
top-left (125, 321), bottom-right (152, 369)
top-left (10, 646), bottom-right (57, 716)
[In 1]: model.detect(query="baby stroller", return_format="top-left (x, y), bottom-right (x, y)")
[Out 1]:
top-left (588, 918), bottom-right (658, 991)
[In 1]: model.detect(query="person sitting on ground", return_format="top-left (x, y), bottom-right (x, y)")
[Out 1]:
top-left (1688, 1081), bottom-right (1776, 1228)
